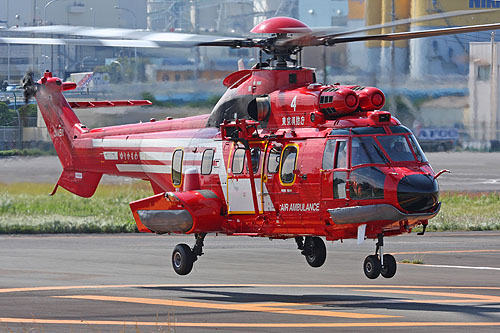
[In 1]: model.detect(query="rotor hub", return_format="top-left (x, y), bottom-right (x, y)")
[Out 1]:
top-left (250, 17), bottom-right (311, 34)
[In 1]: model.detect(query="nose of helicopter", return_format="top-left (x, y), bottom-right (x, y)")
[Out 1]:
top-left (397, 174), bottom-right (439, 213)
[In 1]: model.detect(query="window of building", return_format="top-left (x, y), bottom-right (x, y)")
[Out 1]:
top-left (477, 65), bottom-right (491, 81)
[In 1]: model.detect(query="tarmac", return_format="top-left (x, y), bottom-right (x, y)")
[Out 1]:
top-left (0, 232), bottom-right (500, 332)
top-left (0, 152), bottom-right (499, 331)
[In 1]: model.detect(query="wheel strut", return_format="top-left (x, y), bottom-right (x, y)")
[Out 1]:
top-left (376, 233), bottom-right (384, 267)
top-left (192, 233), bottom-right (206, 258)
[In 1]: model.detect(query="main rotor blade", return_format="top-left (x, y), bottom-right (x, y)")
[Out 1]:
top-left (281, 8), bottom-right (500, 47)
top-left (330, 22), bottom-right (500, 44)
top-left (0, 37), bottom-right (160, 48)
top-left (6, 25), bottom-right (248, 47)
top-left (0, 36), bottom-right (250, 48)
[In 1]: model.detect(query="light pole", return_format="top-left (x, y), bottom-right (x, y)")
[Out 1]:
top-left (111, 60), bottom-right (123, 82)
top-left (90, 7), bottom-right (96, 27)
top-left (11, 91), bottom-right (21, 149)
top-left (114, 6), bottom-right (138, 81)
top-left (44, 0), bottom-right (67, 75)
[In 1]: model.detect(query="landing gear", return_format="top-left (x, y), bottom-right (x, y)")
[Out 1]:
top-left (296, 236), bottom-right (327, 268)
top-left (172, 233), bottom-right (206, 275)
top-left (362, 233), bottom-right (397, 279)
top-left (363, 254), bottom-right (381, 279)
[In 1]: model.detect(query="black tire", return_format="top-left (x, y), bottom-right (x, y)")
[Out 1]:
top-left (381, 254), bottom-right (397, 278)
top-left (172, 244), bottom-right (195, 275)
top-left (305, 236), bottom-right (327, 268)
top-left (363, 254), bottom-right (381, 279)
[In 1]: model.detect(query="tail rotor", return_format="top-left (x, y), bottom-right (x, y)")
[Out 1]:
top-left (21, 71), bottom-right (37, 104)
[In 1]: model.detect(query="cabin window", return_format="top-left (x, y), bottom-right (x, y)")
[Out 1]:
top-left (377, 135), bottom-right (414, 162)
top-left (248, 147), bottom-right (261, 174)
top-left (280, 145), bottom-right (298, 184)
top-left (172, 149), bottom-right (184, 186)
top-left (267, 145), bottom-right (282, 173)
top-left (201, 149), bottom-right (214, 175)
top-left (349, 167), bottom-right (385, 200)
top-left (232, 148), bottom-right (246, 174)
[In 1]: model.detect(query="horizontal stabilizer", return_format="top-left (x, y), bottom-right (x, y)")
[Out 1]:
top-left (69, 100), bottom-right (152, 109)
top-left (55, 170), bottom-right (102, 198)
top-left (130, 190), bottom-right (224, 234)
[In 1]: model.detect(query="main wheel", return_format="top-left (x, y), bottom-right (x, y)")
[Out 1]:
top-left (172, 244), bottom-right (195, 275)
top-left (305, 236), bottom-right (327, 268)
top-left (363, 254), bottom-right (381, 279)
top-left (380, 254), bottom-right (397, 278)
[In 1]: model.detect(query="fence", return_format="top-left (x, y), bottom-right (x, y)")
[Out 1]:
top-left (0, 126), bottom-right (50, 150)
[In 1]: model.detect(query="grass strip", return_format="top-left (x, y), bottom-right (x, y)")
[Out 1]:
top-left (0, 183), bottom-right (499, 234)
top-left (0, 182), bottom-right (152, 234)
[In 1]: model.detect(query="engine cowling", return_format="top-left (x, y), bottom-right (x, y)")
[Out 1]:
top-left (351, 86), bottom-right (386, 111)
top-left (319, 86), bottom-right (359, 116)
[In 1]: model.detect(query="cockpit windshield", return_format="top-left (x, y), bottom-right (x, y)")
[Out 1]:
top-left (351, 133), bottom-right (427, 167)
top-left (377, 135), bottom-right (414, 162)
top-left (351, 137), bottom-right (388, 166)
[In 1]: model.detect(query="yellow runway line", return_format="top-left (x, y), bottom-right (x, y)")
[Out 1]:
top-left (393, 249), bottom-right (500, 255)
top-left (3, 284), bottom-right (500, 294)
top-left (354, 289), bottom-right (500, 302)
top-left (1, 318), bottom-right (500, 328)
top-left (54, 295), bottom-right (399, 319)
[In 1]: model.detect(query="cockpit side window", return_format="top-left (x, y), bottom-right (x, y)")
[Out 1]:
top-left (335, 141), bottom-right (348, 169)
top-left (322, 139), bottom-right (336, 170)
top-left (408, 134), bottom-right (428, 162)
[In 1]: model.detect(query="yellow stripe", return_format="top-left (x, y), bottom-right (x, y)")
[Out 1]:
top-left (3, 284), bottom-right (500, 294)
top-left (393, 249), bottom-right (500, 255)
top-left (354, 289), bottom-right (500, 302)
top-left (0, 318), bottom-right (500, 328)
top-left (54, 295), bottom-right (398, 319)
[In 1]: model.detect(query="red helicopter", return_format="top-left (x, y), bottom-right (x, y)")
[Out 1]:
top-left (19, 14), bottom-right (500, 279)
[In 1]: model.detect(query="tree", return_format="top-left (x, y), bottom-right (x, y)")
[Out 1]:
top-left (0, 102), bottom-right (16, 126)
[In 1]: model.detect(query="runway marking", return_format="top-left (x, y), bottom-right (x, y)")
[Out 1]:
top-left (54, 295), bottom-right (399, 319)
top-left (393, 249), bottom-right (500, 255)
top-left (354, 289), bottom-right (500, 303)
top-left (3, 284), bottom-right (500, 293)
top-left (0, 318), bottom-right (500, 328)
top-left (406, 263), bottom-right (500, 271)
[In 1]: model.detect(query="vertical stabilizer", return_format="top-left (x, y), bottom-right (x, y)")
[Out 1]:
top-left (25, 71), bottom-right (102, 197)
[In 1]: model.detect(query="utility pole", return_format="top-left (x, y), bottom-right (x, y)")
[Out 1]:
top-left (192, 0), bottom-right (201, 80)
top-left (490, 32), bottom-right (498, 146)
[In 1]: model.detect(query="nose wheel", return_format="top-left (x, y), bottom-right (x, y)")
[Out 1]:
top-left (363, 233), bottom-right (397, 279)
top-left (171, 233), bottom-right (206, 275)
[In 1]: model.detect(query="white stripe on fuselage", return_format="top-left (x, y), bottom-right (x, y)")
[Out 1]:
top-left (92, 138), bottom-right (219, 149)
